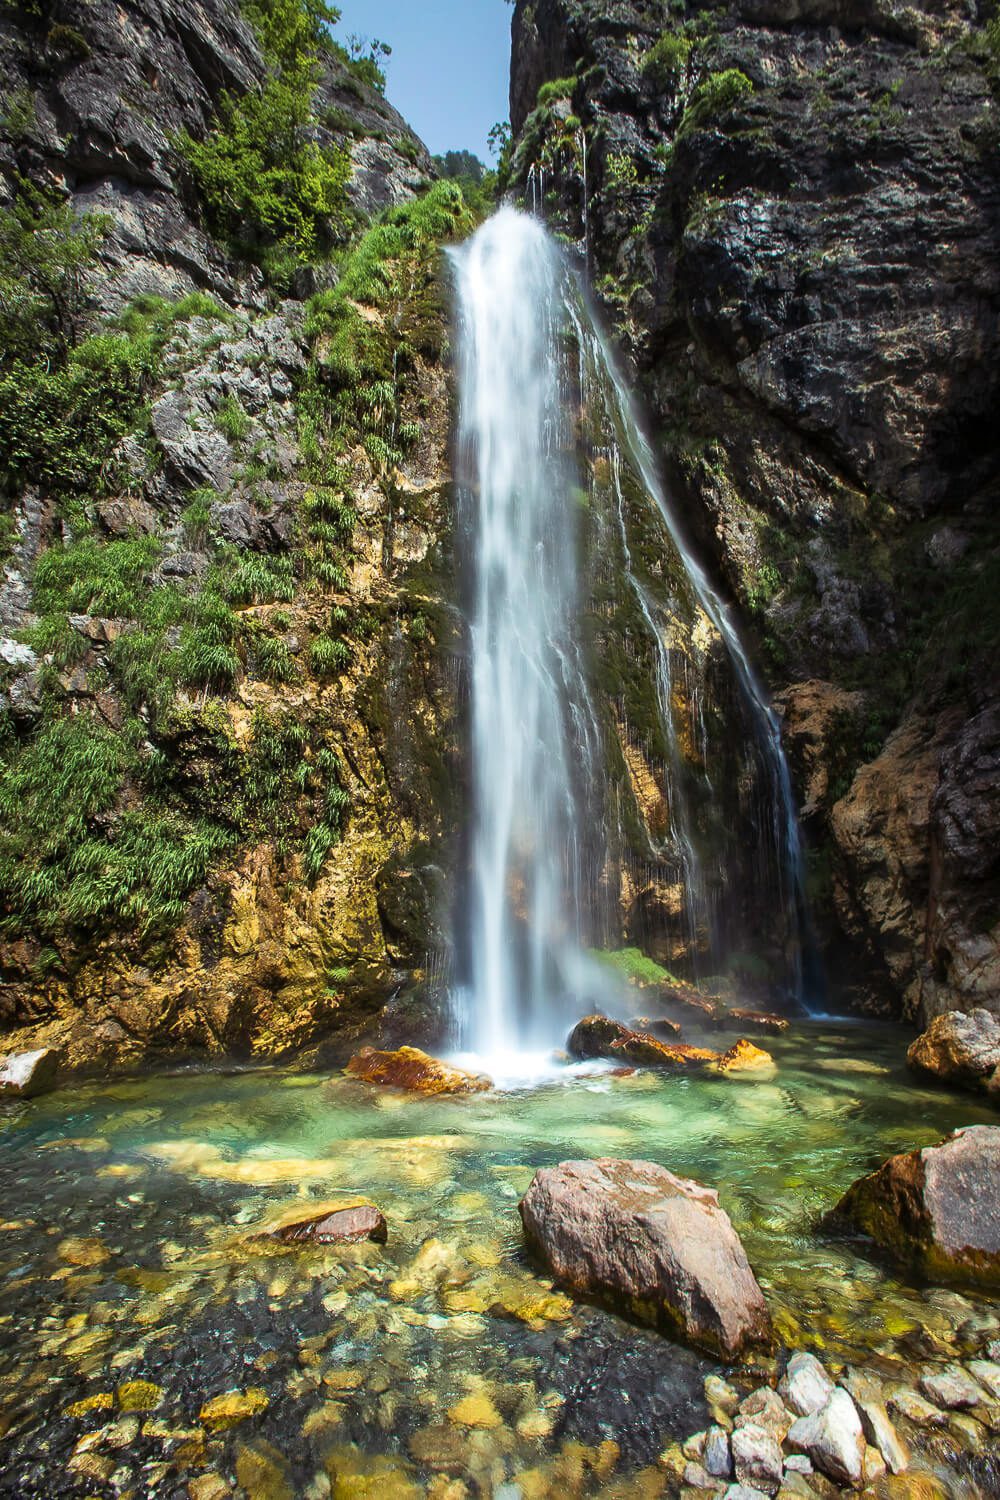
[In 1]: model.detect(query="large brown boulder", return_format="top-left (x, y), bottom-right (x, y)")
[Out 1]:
top-left (519, 1158), bottom-right (773, 1358)
top-left (345, 1046), bottom-right (491, 1095)
top-left (567, 1015), bottom-right (719, 1070)
top-left (829, 1126), bottom-right (1000, 1286)
top-left (907, 1010), bottom-right (1000, 1089)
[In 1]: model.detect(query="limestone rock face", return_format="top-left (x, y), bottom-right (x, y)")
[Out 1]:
top-left (508, 0), bottom-right (1000, 1021)
top-left (907, 1010), bottom-right (1000, 1089)
top-left (345, 1046), bottom-right (492, 1096)
top-left (519, 1157), bottom-right (773, 1358)
top-left (830, 1125), bottom-right (1000, 1286)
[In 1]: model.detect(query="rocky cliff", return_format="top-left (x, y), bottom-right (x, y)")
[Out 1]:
top-left (0, 0), bottom-right (472, 1072)
top-left (508, 0), bottom-right (1000, 1020)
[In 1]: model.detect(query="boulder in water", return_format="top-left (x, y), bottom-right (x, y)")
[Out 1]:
top-left (907, 1009), bottom-right (1000, 1088)
top-left (628, 1014), bottom-right (683, 1039)
top-left (0, 1047), bottom-right (59, 1098)
top-left (717, 1039), bottom-right (776, 1074)
top-left (567, 1015), bottom-right (718, 1070)
top-left (828, 1125), bottom-right (1000, 1285)
top-left (519, 1157), bottom-right (773, 1358)
top-left (345, 1045), bottom-right (491, 1095)
top-left (253, 1200), bottom-right (387, 1245)
top-left (728, 1009), bottom-right (790, 1035)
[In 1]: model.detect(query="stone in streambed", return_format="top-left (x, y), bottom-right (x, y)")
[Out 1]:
top-left (519, 1157), bottom-right (773, 1358)
top-left (779, 1352), bottom-right (833, 1417)
top-left (731, 1423), bottom-right (783, 1495)
top-left (253, 1200), bottom-right (387, 1245)
top-left (907, 1010), bottom-right (1000, 1087)
top-left (567, 1015), bottom-right (719, 1069)
top-left (716, 1040), bottom-right (776, 1074)
top-left (728, 1010), bottom-right (790, 1035)
top-left (345, 1046), bottom-right (491, 1095)
top-left (828, 1125), bottom-right (1000, 1285)
top-left (839, 1369), bottom-right (909, 1473)
top-left (918, 1364), bottom-right (987, 1409)
top-left (0, 1047), bottom-right (59, 1098)
top-left (786, 1389), bottom-right (865, 1486)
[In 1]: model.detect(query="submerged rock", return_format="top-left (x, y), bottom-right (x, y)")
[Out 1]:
top-left (829, 1125), bottom-right (1000, 1285)
top-left (0, 1047), bottom-right (59, 1098)
top-left (253, 1200), bottom-right (387, 1245)
top-left (567, 1015), bottom-right (718, 1070)
top-left (519, 1157), bottom-right (773, 1358)
top-left (907, 1010), bottom-right (1000, 1089)
top-left (345, 1046), bottom-right (491, 1095)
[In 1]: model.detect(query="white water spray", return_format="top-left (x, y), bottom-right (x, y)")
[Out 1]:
top-left (450, 208), bottom-right (814, 1070)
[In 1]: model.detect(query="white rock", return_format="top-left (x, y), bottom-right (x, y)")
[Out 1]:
top-left (840, 1370), bottom-right (909, 1473)
top-left (730, 1421), bottom-right (783, 1497)
top-left (704, 1425), bottom-right (732, 1479)
top-left (967, 1359), bottom-right (1000, 1400)
top-left (0, 638), bottom-right (36, 668)
top-left (886, 1386), bottom-right (946, 1426)
top-left (783, 1454), bottom-right (813, 1475)
top-left (0, 1047), bottom-right (59, 1098)
top-left (780, 1352), bottom-right (833, 1417)
top-left (919, 1364), bottom-right (987, 1410)
top-left (787, 1389), bottom-right (865, 1486)
top-left (684, 1461), bottom-right (720, 1490)
top-left (724, 1487), bottom-right (770, 1500)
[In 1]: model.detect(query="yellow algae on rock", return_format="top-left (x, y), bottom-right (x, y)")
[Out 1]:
top-left (516, 1410), bottom-right (555, 1440)
top-left (325, 1447), bottom-right (424, 1499)
top-left (117, 1380), bottom-right (163, 1412)
top-left (235, 1439), bottom-right (295, 1500)
top-left (57, 1237), bottom-right (111, 1267)
top-left (66, 1391), bottom-right (115, 1419)
top-left (199, 1388), bottom-right (269, 1431)
top-left (187, 1475), bottom-right (231, 1500)
top-left (322, 1368), bottom-right (364, 1393)
top-left (716, 1039), bottom-right (776, 1074)
top-left (447, 1393), bottom-right (503, 1429)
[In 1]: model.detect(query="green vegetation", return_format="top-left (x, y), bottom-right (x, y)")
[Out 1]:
top-left (678, 69), bottom-right (753, 137)
top-left (590, 946), bottom-right (674, 987)
top-left (642, 31), bottom-right (694, 91)
top-left (536, 76), bottom-right (577, 107)
top-left (177, 0), bottom-right (353, 281)
top-left (0, 180), bottom-right (109, 361)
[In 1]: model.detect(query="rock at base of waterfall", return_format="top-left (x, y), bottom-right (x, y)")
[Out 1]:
top-left (786, 1389), bottom-right (866, 1485)
top-left (253, 1200), bottom-right (387, 1245)
top-left (907, 1010), bottom-right (1000, 1088)
top-left (727, 1009), bottom-right (790, 1035)
top-left (779, 1352), bottom-right (834, 1417)
top-left (518, 1157), bottom-right (773, 1359)
top-left (0, 1047), bottom-right (60, 1098)
top-left (345, 1046), bottom-right (492, 1095)
top-left (566, 1015), bottom-right (719, 1070)
top-left (717, 1040), bottom-right (776, 1074)
top-left (628, 1014), bottom-right (683, 1039)
top-left (828, 1125), bottom-right (1000, 1285)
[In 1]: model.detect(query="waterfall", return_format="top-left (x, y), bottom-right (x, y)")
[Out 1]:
top-left (450, 208), bottom-right (813, 1071)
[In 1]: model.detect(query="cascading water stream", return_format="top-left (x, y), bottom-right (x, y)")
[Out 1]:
top-left (450, 207), bottom-right (816, 1071)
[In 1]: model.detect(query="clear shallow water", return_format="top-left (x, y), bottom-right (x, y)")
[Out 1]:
top-left (0, 1020), bottom-right (997, 1496)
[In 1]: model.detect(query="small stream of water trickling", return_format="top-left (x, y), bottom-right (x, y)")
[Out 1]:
top-left (450, 209), bottom-right (815, 1072)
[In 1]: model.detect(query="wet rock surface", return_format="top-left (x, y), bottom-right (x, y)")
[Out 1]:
top-left (509, 0), bottom-right (1000, 1022)
top-left (253, 1200), bottom-right (388, 1245)
top-left (830, 1125), bottom-right (1000, 1285)
top-left (345, 1046), bottom-right (493, 1095)
top-left (908, 1010), bottom-right (1000, 1091)
top-left (519, 1158), bottom-right (773, 1358)
top-left (0, 1047), bottom-right (59, 1098)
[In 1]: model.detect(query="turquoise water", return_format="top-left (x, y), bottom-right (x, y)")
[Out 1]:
top-left (0, 1020), bottom-right (996, 1496)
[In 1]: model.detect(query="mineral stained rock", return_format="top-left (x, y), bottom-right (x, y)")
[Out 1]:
top-left (345, 1046), bottom-right (492, 1095)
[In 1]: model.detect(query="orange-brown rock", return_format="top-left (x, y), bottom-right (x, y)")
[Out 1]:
top-left (907, 1009), bottom-right (1000, 1088)
top-left (727, 1009), bottom-right (790, 1036)
top-left (656, 985), bottom-right (720, 1023)
top-left (717, 1039), bottom-right (776, 1074)
top-left (345, 1046), bottom-right (492, 1095)
top-left (520, 1158), bottom-right (773, 1358)
top-left (567, 1015), bottom-right (718, 1070)
top-left (253, 1200), bottom-right (387, 1245)
top-left (828, 1126), bottom-right (1000, 1286)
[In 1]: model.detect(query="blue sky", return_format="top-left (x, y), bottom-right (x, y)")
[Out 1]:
top-left (333, 0), bottom-right (512, 161)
